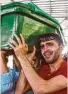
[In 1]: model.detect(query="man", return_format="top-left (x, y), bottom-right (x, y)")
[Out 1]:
top-left (9, 33), bottom-right (67, 94)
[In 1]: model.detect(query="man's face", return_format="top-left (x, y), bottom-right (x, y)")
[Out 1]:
top-left (40, 40), bottom-right (61, 64)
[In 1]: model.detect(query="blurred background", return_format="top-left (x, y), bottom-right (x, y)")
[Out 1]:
top-left (0, 0), bottom-right (68, 68)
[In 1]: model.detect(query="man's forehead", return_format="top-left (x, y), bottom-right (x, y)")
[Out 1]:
top-left (40, 36), bottom-right (54, 41)
top-left (40, 40), bottom-right (57, 45)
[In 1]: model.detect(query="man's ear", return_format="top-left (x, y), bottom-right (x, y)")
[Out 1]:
top-left (60, 44), bottom-right (64, 50)
top-left (60, 44), bottom-right (64, 56)
top-left (59, 44), bottom-right (64, 54)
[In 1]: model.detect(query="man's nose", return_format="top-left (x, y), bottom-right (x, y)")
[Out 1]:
top-left (44, 45), bottom-right (48, 51)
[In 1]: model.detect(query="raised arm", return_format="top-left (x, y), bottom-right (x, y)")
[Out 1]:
top-left (0, 50), bottom-right (8, 74)
top-left (0, 50), bottom-right (13, 93)
top-left (13, 55), bottom-right (30, 94)
top-left (11, 35), bottom-right (36, 94)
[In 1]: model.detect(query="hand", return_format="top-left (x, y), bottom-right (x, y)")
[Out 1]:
top-left (27, 46), bottom-right (37, 69)
top-left (0, 50), bottom-right (8, 58)
top-left (9, 34), bottom-right (28, 59)
top-left (9, 34), bottom-right (37, 69)
top-left (27, 46), bottom-right (36, 62)
top-left (0, 50), bottom-right (8, 68)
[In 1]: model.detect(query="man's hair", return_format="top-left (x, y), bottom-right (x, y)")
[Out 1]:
top-left (39, 33), bottom-right (63, 45)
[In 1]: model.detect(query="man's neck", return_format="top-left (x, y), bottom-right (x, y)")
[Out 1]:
top-left (49, 57), bottom-right (64, 73)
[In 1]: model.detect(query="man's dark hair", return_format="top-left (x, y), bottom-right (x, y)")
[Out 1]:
top-left (39, 33), bottom-right (63, 45)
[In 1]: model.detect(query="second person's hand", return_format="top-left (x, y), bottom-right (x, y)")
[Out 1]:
top-left (9, 34), bottom-right (28, 59)
top-left (9, 34), bottom-right (37, 69)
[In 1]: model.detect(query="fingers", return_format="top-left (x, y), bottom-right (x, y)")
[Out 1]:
top-left (30, 46), bottom-right (36, 60)
top-left (10, 38), bottom-right (18, 47)
top-left (9, 34), bottom-right (24, 48)
top-left (20, 34), bottom-right (25, 46)
top-left (14, 34), bottom-right (21, 44)
top-left (0, 50), bottom-right (7, 55)
top-left (32, 46), bottom-right (36, 57)
top-left (10, 34), bottom-right (26, 46)
top-left (9, 38), bottom-right (18, 50)
top-left (9, 43), bottom-right (16, 50)
top-left (10, 34), bottom-right (22, 46)
top-left (31, 61), bottom-right (37, 67)
top-left (9, 34), bottom-right (27, 51)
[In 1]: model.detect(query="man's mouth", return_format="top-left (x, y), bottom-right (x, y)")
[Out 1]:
top-left (43, 51), bottom-right (53, 58)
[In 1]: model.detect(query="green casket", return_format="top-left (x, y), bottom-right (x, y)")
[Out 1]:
top-left (1, 2), bottom-right (65, 50)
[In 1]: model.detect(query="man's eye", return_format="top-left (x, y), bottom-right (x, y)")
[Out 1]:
top-left (40, 45), bottom-right (44, 49)
top-left (47, 43), bottom-right (53, 46)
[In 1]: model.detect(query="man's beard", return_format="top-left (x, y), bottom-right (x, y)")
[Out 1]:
top-left (42, 50), bottom-right (60, 64)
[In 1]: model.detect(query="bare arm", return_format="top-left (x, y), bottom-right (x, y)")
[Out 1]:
top-left (13, 55), bottom-right (30, 94)
top-left (13, 45), bottom-right (37, 94)
top-left (14, 52), bottom-right (37, 94)
top-left (15, 70), bottom-right (31, 94)
top-left (0, 51), bottom-right (8, 74)
top-left (34, 75), bottom-right (67, 94)
top-left (10, 34), bottom-right (37, 94)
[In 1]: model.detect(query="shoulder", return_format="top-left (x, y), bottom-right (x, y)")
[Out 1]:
top-left (61, 60), bottom-right (67, 70)
top-left (59, 60), bottom-right (67, 77)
